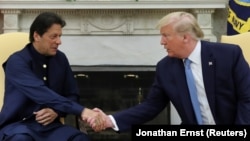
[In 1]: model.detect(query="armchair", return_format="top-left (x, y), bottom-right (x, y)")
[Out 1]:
top-left (0, 32), bottom-right (29, 109)
top-left (220, 32), bottom-right (250, 64)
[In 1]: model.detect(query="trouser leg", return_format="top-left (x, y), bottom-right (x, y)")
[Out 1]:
top-left (4, 134), bottom-right (34, 141)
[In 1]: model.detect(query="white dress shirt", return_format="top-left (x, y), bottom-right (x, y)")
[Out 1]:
top-left (187, 40), bottom-right (215, 124)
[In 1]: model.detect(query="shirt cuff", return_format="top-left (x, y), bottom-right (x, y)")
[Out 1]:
top-left (108, 115), bottom-right (119, 131)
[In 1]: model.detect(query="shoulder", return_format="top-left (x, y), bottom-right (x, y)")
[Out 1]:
top-left (201, 40), bottom-right (240, 49)
top-left (201, 40), bottom-right (242, 54)
top-left (7, 44), bottom-right (31, 62)
top-left (201, 40), bottom-right (245, 66)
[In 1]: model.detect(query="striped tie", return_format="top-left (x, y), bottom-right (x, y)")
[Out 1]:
top-left (184, 58), bottom-right (202, 124)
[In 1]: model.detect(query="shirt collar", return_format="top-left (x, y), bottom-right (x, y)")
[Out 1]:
top-left (30, 44), bottom-right (50, 63)
top-left (187, 40), bottom-right (201, 65)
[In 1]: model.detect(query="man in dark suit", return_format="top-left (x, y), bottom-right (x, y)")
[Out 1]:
top-left (88, 11), bottom-right (250, 132)
top-left (0, 12), bottom-right (102, 141)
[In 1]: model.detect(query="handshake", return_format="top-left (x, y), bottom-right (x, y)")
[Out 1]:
top-left (81, 107), bottom-right (114, 132)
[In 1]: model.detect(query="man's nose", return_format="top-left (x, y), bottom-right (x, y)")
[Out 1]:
top-left (56, 37), bottom-right (62, 45)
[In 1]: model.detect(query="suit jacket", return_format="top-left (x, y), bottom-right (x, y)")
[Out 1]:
top-left (0, 43), bottom-right (85, 140)
top-left (113, 40), bottom-right (250, 132)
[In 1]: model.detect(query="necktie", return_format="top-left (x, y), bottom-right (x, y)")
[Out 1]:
top-left (184, 58), bottom-right (202, 124)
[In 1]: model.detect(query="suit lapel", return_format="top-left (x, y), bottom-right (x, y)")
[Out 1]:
top-left (172, 58), bottom-right (197, 123)
top-left (200, 41), bottom-right (216, 120)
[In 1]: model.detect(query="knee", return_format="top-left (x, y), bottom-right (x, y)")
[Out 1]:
top-left (5, 134), bottom-right (33, 141)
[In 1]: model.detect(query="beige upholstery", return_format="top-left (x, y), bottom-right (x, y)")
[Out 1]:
top-left (221, 32), bottom-right (250, 65)
top-left (0, 32), bottom-right (29, 109)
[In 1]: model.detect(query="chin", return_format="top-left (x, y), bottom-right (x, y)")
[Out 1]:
top-left (49, 52), bottom-right (57, 56)
top-left (167, 53), bottom-right (173, 57)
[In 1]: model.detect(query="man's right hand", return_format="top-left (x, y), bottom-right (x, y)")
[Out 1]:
top-left (81, 108), bottom-right (106, 132)
top-left (89, 107), bottom-right (115, 132)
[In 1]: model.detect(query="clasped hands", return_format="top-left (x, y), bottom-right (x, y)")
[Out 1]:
top-left (34, 107), bottom-right (112, 132)
top-left (81, 108), bottom-right (113, 132)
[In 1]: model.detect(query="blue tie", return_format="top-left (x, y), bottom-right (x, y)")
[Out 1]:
top-left (184, 58), bottom-right (202, 124)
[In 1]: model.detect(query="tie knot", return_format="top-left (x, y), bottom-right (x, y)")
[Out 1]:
top-left (184, 58), bottom-right (192, 68)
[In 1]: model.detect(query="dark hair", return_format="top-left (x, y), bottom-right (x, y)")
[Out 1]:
top-left (29, 12), bottom-right (66, 42)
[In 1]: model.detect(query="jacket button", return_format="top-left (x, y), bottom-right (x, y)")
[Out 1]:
top-left (43, 64), bottom-right (47, 68)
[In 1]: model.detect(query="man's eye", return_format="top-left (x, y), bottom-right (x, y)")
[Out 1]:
top-left (50, 35), bottom-right (57, 39)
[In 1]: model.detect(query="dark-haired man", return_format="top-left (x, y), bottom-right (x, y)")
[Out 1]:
top-left (0, 12), bottom-right (100, 141)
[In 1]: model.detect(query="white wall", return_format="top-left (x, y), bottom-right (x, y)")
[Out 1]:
top-left (60, 35), bottom-right (166, 66)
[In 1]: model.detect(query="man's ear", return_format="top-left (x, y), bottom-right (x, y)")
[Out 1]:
top-left (183, 33), bottom-right (193, 43)
top-left (34, 32), bottom-right (41, 42)
top-left (183, 34), bottom-right (189, 43)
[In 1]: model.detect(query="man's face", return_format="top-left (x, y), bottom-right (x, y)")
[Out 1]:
top-left (160, 24), bottom-right (186, 58)
top-left (33, 24), bottom-right (62, 56)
